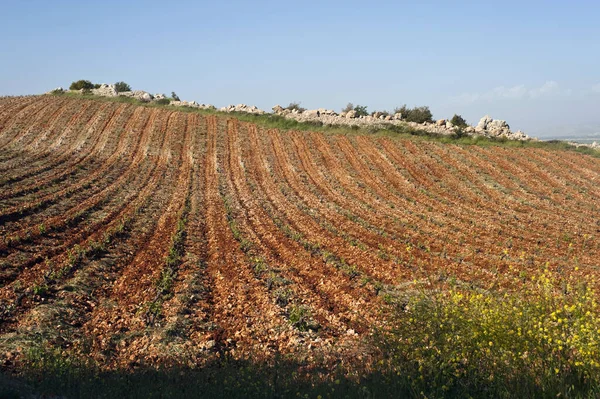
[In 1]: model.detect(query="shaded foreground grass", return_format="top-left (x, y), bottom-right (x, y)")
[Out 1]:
top-left (1, 356), bottom-right (402, 399)
top-left (3, 265), bottom-right (600, 398)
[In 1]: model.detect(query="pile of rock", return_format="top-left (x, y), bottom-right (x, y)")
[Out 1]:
top-left (274, 105), bottom-right (429, 129)
top-left (473, 115), bottom-right (529, 140)
top-left (567, 141), bottom-right (600, 151)
top-left (272, 106), bottom-right (340, 117)
top-left (407, 116), bottom-right (529, 140)
top-left (117, 90), bottom-right (153, 102)
top-left (305, 108), bottom-right (338, 117)
top-left (270, 105), bottom-right (530, 141)
top-left (273, 105), bottom-right (404, 128)
top-left (56, 83), bottom-right (155, 103)
top-left (219, 104), bottom-right (266, 115)
top-left (49, 83), bottom-right (220, 109)
top-left (92, 84), bottom-right (117, 97)
top-left (272, 105), bottom-right (303, 116)
top-left (170, 100), bottom-right (215, 110)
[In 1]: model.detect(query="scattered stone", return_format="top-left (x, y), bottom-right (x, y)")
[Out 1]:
top-left (219, 104), bottom-right (266, 115)
top-left (167, 100), bottom-right (215, 110)
top-left (46, 84), bottom-right (533, 141)
top-left (205, 340), bottom-right (216, 350)
top-left (321, 109), bottom-right (337, 116)
top-left (117, 90), bottom-right (153, 102)
top-left (92, 84), bottom-right (117, 97)
top-left (278, 110), bottom-right (530, 140)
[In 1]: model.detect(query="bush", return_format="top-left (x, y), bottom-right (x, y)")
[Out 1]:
top-left (286, 102), bottom-right (306, 113)
top-left (114, 81), bottom-right (131, 93)
top-left (380, 263), bottom-right (600, 397)
top-left (155, 98), bottom-right (170, 105)
top-left (371, 110), bottom-right (390, 117)
top-left (354, 104), bottom-right (368, 117)
top-left (451, 128), bottom-right (469, 139)
top-left (342, 103), bottom-right (354, 113)
top-left (450, 114), bottom-right (468, 128)
top-left (394, 105), bottom-right (433, 123)
top-left (69, 80), bottom-right (95, 91)
top-left (171, 92), bottom-right (180, 101)
top-left (94, 84), bottom-right (101, 89)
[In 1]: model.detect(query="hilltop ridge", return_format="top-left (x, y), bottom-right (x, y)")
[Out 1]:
top-left (48, 83), bottom-right (531, 141)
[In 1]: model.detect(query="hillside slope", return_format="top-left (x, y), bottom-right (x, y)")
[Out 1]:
top-left (1, 95), bottom-right (600, 369)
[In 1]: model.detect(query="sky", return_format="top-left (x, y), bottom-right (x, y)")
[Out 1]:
top-left (1, 0), bottom-right (599, 138)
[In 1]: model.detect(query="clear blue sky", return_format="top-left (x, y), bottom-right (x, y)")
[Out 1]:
top-left (2, 0), bottom-right (599, 137)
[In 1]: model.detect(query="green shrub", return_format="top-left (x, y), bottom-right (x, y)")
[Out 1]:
top-left (32, 283), bottom-right (48, 297)
top-left (354, 104), bottom-right (368, 117)
top-left (371, 110), bottom-right (390, 117)
top-left (451, 128), bottom-right (469, 139)
top-left (93, 83), bottom-right (101, 89)
top-left (155, 98), bottom-right (170, 105)
top-left (342, 103), bottom-right (354, 113)
top-left (379, 265), bottom-right (600, 397)
top-left (286, 102), bottom-right (306, 112)
top-left (392, 105), bottom-right (404, 115)
top-left (69, 80), bottom-right (95, 91)
top-left (394, 105), bottom-right (433, 123)
top-left (114, 81), bottom-right (131, 93)
top-left (171, 92), bottom-right (180, 101)
top-left (288, 305), bottom-right (313, 331)
top-left (450, 114), bottom-right (468, 128)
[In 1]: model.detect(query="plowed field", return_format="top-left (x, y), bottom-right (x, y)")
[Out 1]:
top-left (1, 96), bottom-right (600, 369)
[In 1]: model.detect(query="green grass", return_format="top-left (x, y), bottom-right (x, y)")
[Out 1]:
top-left (48, 92), bottom-right (599, 157)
